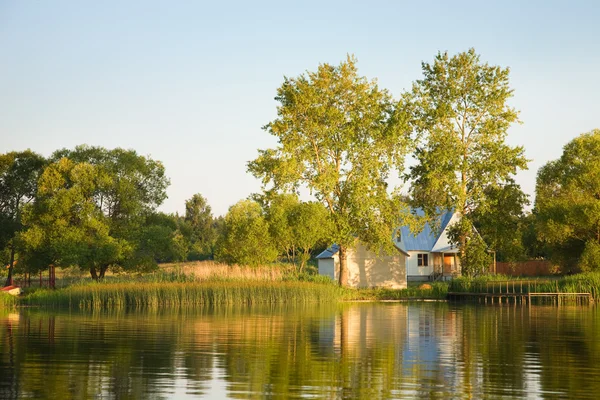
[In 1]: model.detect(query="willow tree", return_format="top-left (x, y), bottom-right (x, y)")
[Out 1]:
top-left (20, 158), bottom-right (125, 280)
top-left (536, 130), bottom-right (600, 273)
top-left (48, 145), bottom-right (170, 278)
top-left (248, 56), bottom-right (413, 286)
top-left (408, 49), bottom-right (528, 275)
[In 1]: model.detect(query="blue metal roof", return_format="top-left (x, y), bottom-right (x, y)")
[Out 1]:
top-left (316, 209), bottom-right (455, 257)
top-left (397, 209), bottom-right (454, 251)
top-left (315, 244), bottom-right (340, 259)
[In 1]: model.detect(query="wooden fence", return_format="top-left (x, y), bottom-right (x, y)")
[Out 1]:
top-left (495, 260), bottom-right (555, 277)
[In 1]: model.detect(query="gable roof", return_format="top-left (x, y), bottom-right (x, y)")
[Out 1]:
top-left (316, 244), bottom-right (340, 259)
top-left (316, 209), bottom-right (457, 258)
top-left (396, 209), bottom-right (455, 252)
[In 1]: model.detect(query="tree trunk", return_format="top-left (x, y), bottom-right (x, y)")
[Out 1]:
top-left (99, 264), bottom-right (109, 279)
top-left (459, 232), bottom-right (467, 276)
top-left (89, 267), bottom-right (98, 281)
top-left (299, 250), bottom-right (309, 272)
top-left (338, 245), bottom-right (348, 286)
top-left (4, 244), bottom-right (16, 287)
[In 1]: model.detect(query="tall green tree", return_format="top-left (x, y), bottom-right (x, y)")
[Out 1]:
top-left (184, 193), bottom-right (216, 260)
top-left (262, 193), bottom-right (300, 262)
top-left (0, 150), bottom-right (46, 286)
top-left (248, 56), bottom-right (413, 286)
top-left (47, 146), bottom-right (170, 278)
top-left (472, 182), bottom-right (529, 263)
top-left (20, 158), bottom-right (125, 279)
top-left (535, 129), bottom-right (600, 272)
top-left (289, 201), bottom-right (331, 270)
top-left (408, 49), bottom-right (528, 275)
top-left (215, 200), bottom-right (278, 267)
top-left (124, 212), bottom-right (187, 268)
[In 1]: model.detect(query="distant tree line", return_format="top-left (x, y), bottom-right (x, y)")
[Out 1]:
top-left (0, 148), bottom-right (330, 282)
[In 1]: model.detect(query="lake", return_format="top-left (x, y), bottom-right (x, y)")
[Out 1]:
top-left (1, 302), bottom-right (599, 399)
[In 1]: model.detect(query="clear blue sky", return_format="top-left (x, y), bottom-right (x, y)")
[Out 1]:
top-left (2, 1), bottom-right (599, 216)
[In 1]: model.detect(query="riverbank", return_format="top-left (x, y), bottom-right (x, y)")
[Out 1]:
top-left (5, 268), bottom-right (600, 309)
top-left (448, 272), bottom-right (600, 302)
top-left (0, 280), bottom-right (449, 309)
top-left (0, 261), bottom-right (449, 309)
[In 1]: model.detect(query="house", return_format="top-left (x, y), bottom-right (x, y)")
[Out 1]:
top-left (316, 242), bottom-right (408, 289)
top-left (395, 209), bottom-right (461, 282)
top-left (316, 209), bottom-right (462, 286)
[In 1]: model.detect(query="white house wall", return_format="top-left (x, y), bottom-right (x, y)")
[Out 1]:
top-left (318, 258), bottom-right (336, 281)
top-left (346, 244), bottom-right (407, 289)
top-left (318, 243), bottom-right (407, 289)
top-left (407, 251), bottom-right (433, 277)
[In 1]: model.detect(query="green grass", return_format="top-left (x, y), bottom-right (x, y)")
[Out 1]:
top-left (2, 272), bottom-right (450, 310)
top-left (349, 282), bottom-right (449, 301)
top-left (0, 292), bottom-right (18, 308)
top-left (17, 280), bottom-right (347, 309)
top-left (448, 272), bottom-right (600, 301)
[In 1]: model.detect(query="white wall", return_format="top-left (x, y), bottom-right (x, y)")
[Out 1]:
top-left (346, 243), bottom-right (407, 289)
top-left (318, 258), bottom-right (336, 281)
top-left (406, 251), bottom-right (433, 277)
top-left (317, 243), bottom-right (407, 289)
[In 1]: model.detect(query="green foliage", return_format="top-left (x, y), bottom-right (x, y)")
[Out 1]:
top-left (449, 272), bottom-right (600, 302)
top-left (521, 210), bottom-right (547, 259)
top-left (0, 150), bottom-right (46, 284)
top-left (348, 282), bottom-right (449, 300)
top-left (18, 146), bottom-right (170, 279)
top-left (408, 49), bottom-right (527, 267)
top-left (184, 193), bottom-right (217, 259)
top-left (17, 281), bottom-right (344, 309)
top-left (262, 193), bottom-right (299, 261)
top-left (289, 201), bottom-right (331, 269)
top-left (0, 292), bottom-right (18, 307)
top-left (447, 217), bottom-right (491, 276)
top-left (461, 234), bottom-right (492, 276)
top-left (580, 241), bottom-right (600, 272)
top-left (261, 193), bottom-right (332, 269)
top-left (472, 182), bottom-right (529, 262)
top-left (20, 158), bottom-right (125, 275)
top-left (248, 55), bottom-right (414, 285)
top-left (215, 200), bottom-right (279, 267)
top-left (535, 130), bottom-right (600, 272)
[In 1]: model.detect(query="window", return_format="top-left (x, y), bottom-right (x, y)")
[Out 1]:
top-left (417, 253), bottom-right (429, 267)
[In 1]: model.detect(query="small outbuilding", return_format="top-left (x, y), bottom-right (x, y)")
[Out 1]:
top-left (316, 242), bottom-right (409, 289)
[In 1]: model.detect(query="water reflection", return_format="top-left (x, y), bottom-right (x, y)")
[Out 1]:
top-left (1, 303), bottom-right (599, 399)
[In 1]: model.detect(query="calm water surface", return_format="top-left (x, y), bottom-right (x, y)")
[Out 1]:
top-left (1, 302), bottom-right (599, 399)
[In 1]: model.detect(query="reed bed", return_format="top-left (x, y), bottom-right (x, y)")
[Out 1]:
top-left (0, 292), bottom-right (18, 308)
top-left (348, 282), bottom-right (449, 301)
top-left (19, 280), bottom-right (346, 309)
top-left (449, 272), bottom-right (600, 301)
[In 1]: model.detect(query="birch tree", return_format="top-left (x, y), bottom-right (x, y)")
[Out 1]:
top-left (248, 56), bottom-right (413, 286)
top-left (408, 49), bottom-right (528, 274)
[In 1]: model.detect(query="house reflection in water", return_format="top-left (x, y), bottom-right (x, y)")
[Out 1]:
top-left (315, 303), bottom-right (466, 396)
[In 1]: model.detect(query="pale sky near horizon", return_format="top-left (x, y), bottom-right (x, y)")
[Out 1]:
top-left (2, 1), bottom-right (599, 216)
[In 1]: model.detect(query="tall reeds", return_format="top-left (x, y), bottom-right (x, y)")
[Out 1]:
top-left (449, 272), bottom-right (600, 301)
top-left (19, 281), bottom-right (346, 310)
top-left (0, 292), bottom-right (18, 308)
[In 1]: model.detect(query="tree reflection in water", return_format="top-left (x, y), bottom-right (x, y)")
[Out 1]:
top-left (1, 303), bottom-right (599, 399)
